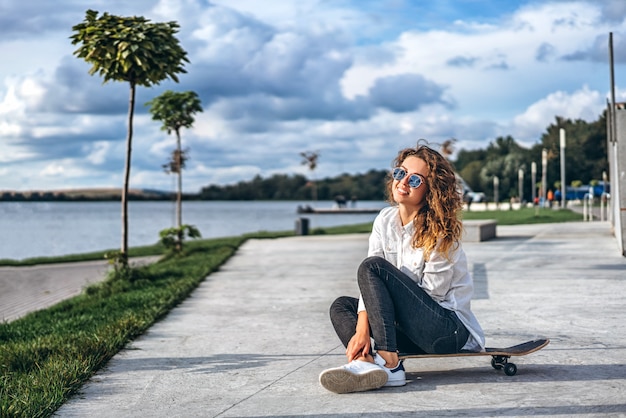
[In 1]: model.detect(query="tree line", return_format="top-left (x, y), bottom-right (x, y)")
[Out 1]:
top-left (198, 170), bottom-right (388, 201)
top-left (454, 113), bottom-right (608, 201)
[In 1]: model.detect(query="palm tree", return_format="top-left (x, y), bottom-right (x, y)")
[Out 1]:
top-left (71, 10), bottom-right (188, 268)
top-left (300, 151), bottom-right (319, 202)
top-left (146, 90), bottom-right (203, 249)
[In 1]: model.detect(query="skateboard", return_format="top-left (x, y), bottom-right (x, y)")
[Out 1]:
top-left (398, 338), bottom-right (549, 376)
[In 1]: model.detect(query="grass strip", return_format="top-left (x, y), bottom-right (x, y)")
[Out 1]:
top-left (0, 210), bottom-right (583, 416)
top-left (462, 206), bottom-right (583, 224)
top-left (0, 243), bottom-right (167, 267)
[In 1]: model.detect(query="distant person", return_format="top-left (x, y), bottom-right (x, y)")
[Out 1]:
top-left (334, 195), bottom-right (347, 208)
top-left (319, 142), bottom-right (485, 394)
top-left (547, 189), bottom-right (554, 208)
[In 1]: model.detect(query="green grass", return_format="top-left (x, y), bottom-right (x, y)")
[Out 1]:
top-left (0, 211), bottom-right (583, 416)
top-left (462, 207), bottom-right (583, 225)
top-left (0, 243), bottom-right (167, 267)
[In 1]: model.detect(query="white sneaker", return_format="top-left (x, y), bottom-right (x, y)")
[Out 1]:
top-left (374, 353), bottom-right (406, 387)
top-left (319, 360), bottom-right (388, 394)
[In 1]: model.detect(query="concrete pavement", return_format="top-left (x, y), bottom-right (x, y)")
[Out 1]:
top-left (0, 260), bottom-right (113, 323)
top-left (0, 257), bottom-right (158, 323)
top-left (43, 221), bottom-right (626, 416)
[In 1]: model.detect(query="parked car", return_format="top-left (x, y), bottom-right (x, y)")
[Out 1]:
top-left (468, 192), bottom-right (486, 202)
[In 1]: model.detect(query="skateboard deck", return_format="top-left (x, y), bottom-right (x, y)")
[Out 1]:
top-left (398, 338), bottom-right (549, 376)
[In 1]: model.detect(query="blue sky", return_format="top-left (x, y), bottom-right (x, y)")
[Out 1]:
top-left (1, 0), bottom-right (625, 193)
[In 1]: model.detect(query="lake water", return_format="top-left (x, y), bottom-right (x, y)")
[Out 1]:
top-left (0, 200), bottom-right (387, 260)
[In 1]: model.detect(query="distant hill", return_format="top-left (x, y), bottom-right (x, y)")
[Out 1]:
top-left (0, 188), bottom-right (175, 202)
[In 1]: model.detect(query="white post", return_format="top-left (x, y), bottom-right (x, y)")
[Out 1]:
top-left (494, 176), bottom-right (499, 210)
top-left (518, 168), bottom-right (524, 209)
top-left (560, 128), bottom-right (566, 208)
top-left (603, 171), bottom-right (611, 223)
top-left (541, 149), bottom-right (548, 207)
top-left (531, 162), bottom-right (537, 205)
top-left (601, 193), bottom-right (605, 222)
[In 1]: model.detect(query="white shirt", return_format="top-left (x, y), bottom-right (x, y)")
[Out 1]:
top-left (358, 206), bottom-right (485, 352)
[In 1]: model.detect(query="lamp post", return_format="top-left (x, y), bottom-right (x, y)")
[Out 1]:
top-left (560, 128), bottom-right (566, 208)
top-left (493, 176), bottom-right (499, 210)
top-left (518, 168), bottom-right (524, 208)
top-left (541, 148), bottom-right (548, 207)
top-left (531, 162), bottom-right (537, 206)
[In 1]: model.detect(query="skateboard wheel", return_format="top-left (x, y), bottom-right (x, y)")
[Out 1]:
top-left (491, 358), bottom-right (503, 370)
top-left (504, 363), bottom-right (517, 376)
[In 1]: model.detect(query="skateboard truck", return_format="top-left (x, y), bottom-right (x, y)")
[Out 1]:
top-left (490, 355), bottom-right (518, 376)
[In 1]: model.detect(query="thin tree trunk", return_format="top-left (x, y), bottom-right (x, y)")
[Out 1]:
top-left (175, 128), bottom-right (183, 252)
top-left (121, 82), bottom-right (136, 266)
top-left (176, 129), bottom-right (182, 229)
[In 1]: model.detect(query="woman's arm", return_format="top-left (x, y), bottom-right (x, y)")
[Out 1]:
top-left (346, 310), bottom-right (371, 361)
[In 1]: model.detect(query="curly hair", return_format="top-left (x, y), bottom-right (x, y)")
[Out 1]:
top-left (385, 141), bottom-right (463, 261)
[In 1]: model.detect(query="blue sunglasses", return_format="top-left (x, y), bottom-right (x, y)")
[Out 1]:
top-left (392, 167), bottom-right (424, 189)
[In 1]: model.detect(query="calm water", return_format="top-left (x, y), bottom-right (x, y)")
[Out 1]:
top-left (0, 201), bottom-right (387, 260)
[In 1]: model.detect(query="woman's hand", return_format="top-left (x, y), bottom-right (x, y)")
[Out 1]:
top-left (346, 311), bottom-right (371, 362)
top-left (346, 332), bottom-right (371, 362)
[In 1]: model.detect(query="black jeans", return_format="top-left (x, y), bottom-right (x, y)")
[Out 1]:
top-left (330, 256), bottom-right (469, 355)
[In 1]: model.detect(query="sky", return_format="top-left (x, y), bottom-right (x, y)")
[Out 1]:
top-left (1, 0), bottom-right (626, 193)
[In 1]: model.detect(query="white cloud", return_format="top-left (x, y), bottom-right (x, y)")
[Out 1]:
top-left (16, 77), bottom-right (46, 109)
top-left (85, 141), bottom-right (111, 165)
top-left (40, 163), bottom-right (66, 176)
top-left (340, 0), bottom-right (615, 121)
top-left (511, 86), bottom-right (604, 142)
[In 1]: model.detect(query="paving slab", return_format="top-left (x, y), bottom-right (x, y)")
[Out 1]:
top-left (50, 222), bottom-right (626, 417)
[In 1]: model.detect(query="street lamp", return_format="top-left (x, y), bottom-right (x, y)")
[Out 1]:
top-left (530, 161), bottom-right (537, 206)
top-left (541, 148), bottom-right (548, 207)
top-left (493, 176), bottom-right (499, 209)
top-left (560, 128), bottom-right (566, 208)
top-left (518, 168), bottom-right (524, 208)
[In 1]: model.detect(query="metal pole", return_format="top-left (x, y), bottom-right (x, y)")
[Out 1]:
top-left (601, 193), bottom-right (605, 222)
top-left (494, 176), bottom-right (499, 210)
top-left (541, 149), bottom-right (548, 207)
top-left (609, 32), bottom-right (617, 144)
top-left (531, 162), bottom-right (537, 206)
top-left (518, 168), bottom-right (524, 208)
top-left (602, 170), bottom-right (608, 222)
top-left (560, 128), bottom-right (566, 208)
